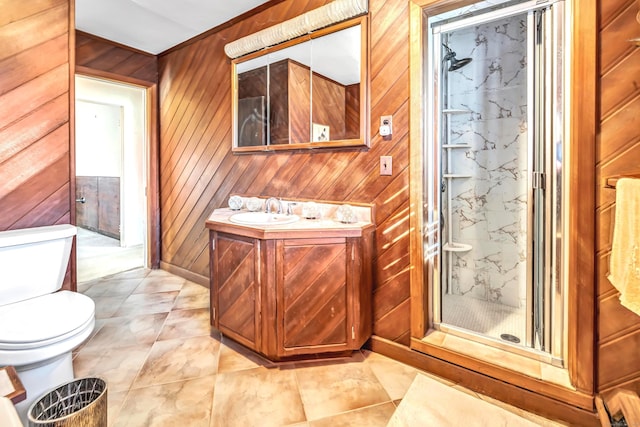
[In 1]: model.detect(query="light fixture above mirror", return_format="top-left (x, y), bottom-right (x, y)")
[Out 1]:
top-left (224, 0), bottom-right (368, 59)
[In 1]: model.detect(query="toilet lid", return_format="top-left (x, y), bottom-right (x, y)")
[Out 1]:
top-left (0, 291), bottom-right (94, 345)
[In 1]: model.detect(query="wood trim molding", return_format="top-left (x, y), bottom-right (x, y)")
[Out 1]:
top-left (567, 0), bottom-right (597, 394)
top-left (69, 0), bottom-right (77, 290)
top-left (160, 261), bottom-right (209, 287)
top-left (74, 69), bottom-right (161, 270)
top-left (408, 0), bottom-right (427, 339)
top-left (407, 0), bottom-right (597, 413)
top-left (75, 66), bottom-right (156, 87)
top-left (368, 336), bottom-right (600, 426)
top-left (147, 84), bottom-right (160, 269)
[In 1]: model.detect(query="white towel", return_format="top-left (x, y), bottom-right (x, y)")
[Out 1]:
top-left (608, 178), bottom-right (640, 316)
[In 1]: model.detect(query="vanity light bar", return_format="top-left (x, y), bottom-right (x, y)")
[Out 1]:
top-left (224, 0), bottom-right (368, 59)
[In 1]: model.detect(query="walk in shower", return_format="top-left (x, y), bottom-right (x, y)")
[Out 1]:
top-left (423, 0), bottom-right (566, 360)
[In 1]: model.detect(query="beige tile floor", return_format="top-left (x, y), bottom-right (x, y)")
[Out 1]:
top-left (74, 268), bottom-right (567, 427)
top-left (76, 227), bottom-right (144, 282)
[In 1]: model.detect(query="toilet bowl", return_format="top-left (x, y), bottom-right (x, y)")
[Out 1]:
top-left (0, 224), bottom-right (95, 423)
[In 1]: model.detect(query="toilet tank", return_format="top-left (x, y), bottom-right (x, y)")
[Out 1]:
top-left (0, 224), bottom-right (76, 306)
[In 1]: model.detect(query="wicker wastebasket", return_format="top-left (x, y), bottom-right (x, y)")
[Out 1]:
top-left (27, 377), bottom-right (107, 427)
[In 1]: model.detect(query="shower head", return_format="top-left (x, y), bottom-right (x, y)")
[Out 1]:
top-left (442, 44), bottom-right (472, 71)
top-left (448, 56), bottom-right (473, 71)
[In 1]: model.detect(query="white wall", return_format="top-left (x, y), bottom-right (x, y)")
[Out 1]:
top-left (444, 13), bottom-right (528, 308)
top-left (75, 76), bottom-right (146, 248)
top-left (76, 100), bottom-right (122, 177)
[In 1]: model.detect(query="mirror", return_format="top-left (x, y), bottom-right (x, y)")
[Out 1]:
top-left (232, 17), bottom-right (368, 152)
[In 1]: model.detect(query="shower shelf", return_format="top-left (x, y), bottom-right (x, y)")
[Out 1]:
top-left (442, 144), bottom-right (471, 148)
top-left (443, 242), bottom-right (472, 252)
top-left (442, 109), bottom-right (473, 114)
top-left (443, 174), bottom-right (471, 178)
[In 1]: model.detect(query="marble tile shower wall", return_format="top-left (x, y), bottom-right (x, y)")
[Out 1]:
top-left (444, 14), bottom-right (528, 308)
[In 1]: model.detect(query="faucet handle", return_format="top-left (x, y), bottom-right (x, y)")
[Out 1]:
top-left (286, 202), bottom-right (298, 216)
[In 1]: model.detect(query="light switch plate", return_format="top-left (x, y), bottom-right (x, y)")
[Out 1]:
top-left (380, 156), bottom-right (392, 176)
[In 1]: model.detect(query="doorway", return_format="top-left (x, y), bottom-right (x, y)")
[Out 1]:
top-left (75, 75), bottom-right (148, 282)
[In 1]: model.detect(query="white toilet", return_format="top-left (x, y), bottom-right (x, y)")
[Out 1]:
top-left (0, 224), bottom-right (95, 423)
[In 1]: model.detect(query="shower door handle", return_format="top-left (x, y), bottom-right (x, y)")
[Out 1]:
top-left (532, 172), bottom-right (546, 190)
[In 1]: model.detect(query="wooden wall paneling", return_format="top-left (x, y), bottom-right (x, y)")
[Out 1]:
top-left (159, 45), bottom-right (212, 167)
top-left (159, 38), bottom-right (231, 198)
top-left (0, 2), bottom-right (68, 63)
top-left (160, 79), bottom-right (231, 208)
top-left (288, 61), bottom-right (312, 144)
top-left (600, 49), bottom-right (640, 114)
top-left (598, 97), bottom-right (640, 164)
top-left (75, 176), bottom-right (121, 239)
top-left (158, 0), bottom-right (413, 345)
top-left (345, 84), bottom-right (360, 139)
top-left (0, 94), bottom-right (68, 171)
top-left (596, 0), bottom-right (640, 395)
top-left (237, 66), bottom-right (268, 146)
top-left (0, 0), bottom-right (72, 286)
top-left (0, 65), bottom-right (69, 131)
top-left (157, 43), bottom-right (219, 272)
top-left (75, 31), bottom-right (158, 84)
top-left (76, 176), bottom-right (99, 230)
top-left (168, 154), bottom-right (257, 275)
top-left (312, 73), bottom-right (347, 140)
top-left (1, 35), bottom-right (68, 95)
top-left (97, 177), bottom-right (120, 239)
top-left (269, 60), bottom-right (292, 145)
top-left (599, 1), bottom-right (639, 73)
top-left (0, 157), bottom-right (70, 228)
top-left (0, 124), bottom-right (69, 222)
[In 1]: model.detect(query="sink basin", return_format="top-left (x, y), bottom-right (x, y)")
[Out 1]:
top-left (229, 212), bottom-right (300, 226)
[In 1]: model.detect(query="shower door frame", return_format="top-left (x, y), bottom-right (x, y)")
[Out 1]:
top-left (427, 0), bottom-right (564, 362)
top-left (406, 0), bottom-right (597, 411)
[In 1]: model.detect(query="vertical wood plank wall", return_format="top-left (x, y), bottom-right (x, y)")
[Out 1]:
top-left (596, 0), bottom-right (640, 395)
top-left (158, 0), bottom-right (413, 344)
top-left (0, 1), bottom-right (72, 235)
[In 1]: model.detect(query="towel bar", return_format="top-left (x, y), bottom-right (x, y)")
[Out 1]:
top-left (605, 174), bottom-right (640, 189)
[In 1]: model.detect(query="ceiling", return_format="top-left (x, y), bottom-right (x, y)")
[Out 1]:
top-left (75, 0), bottom-right (272, 54)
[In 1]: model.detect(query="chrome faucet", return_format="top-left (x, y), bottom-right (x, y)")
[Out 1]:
top-left (265, 197), bottom-right (282, 214)
top-left (286, 202), bottom-right (298, 216)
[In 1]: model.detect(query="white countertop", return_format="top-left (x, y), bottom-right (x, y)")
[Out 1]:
top-left (205, 203), bottom-right (374, 239)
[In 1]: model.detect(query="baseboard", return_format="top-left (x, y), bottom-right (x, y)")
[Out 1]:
top-left (159, 261), bottom-right (209, 287)
top-left (367, 336), bottom-right (599, 427)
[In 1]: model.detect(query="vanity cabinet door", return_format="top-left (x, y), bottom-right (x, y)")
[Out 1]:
top-left (276, 237), bottom-right (354, 357)
top-left (210, 231), bottom-right (262, 351)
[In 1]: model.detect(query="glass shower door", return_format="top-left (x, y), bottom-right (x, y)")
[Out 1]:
top-left (426, 0), bottom-right (565, 360)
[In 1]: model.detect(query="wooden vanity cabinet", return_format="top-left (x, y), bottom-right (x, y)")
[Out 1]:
top-left (210, 232), bottom-right (263, 351)
top-left (209, 228), bottom-right (373, 361)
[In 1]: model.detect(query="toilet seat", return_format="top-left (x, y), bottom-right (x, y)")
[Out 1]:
top-left (0, 291), bottom-right (95, 355)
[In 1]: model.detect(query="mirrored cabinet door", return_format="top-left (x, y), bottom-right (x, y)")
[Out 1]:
top-left (232, 16), bottom-right (368, 152)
